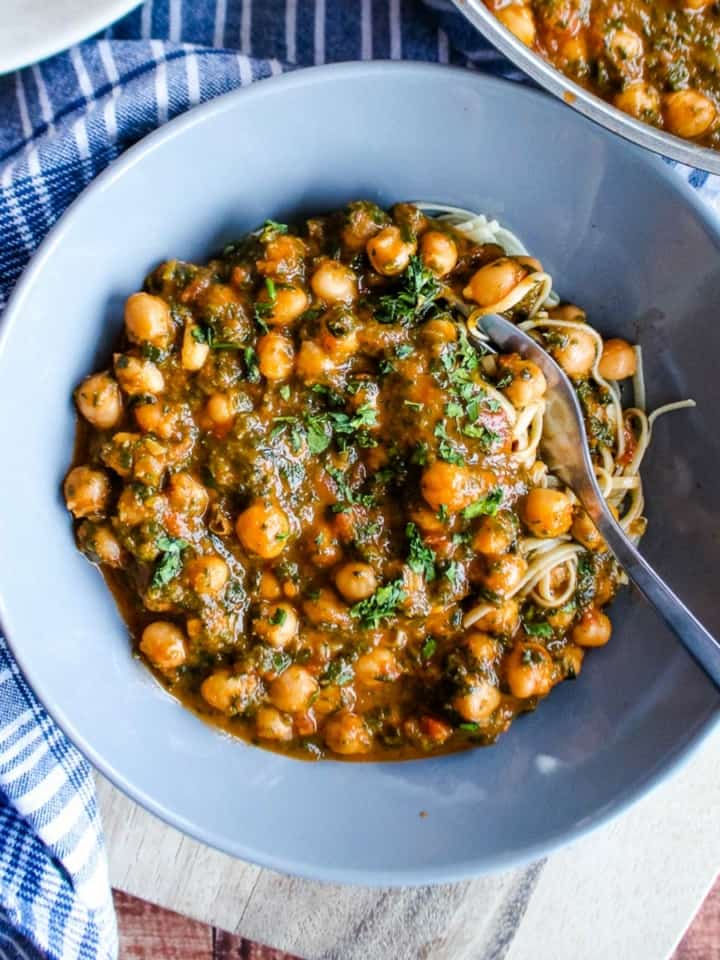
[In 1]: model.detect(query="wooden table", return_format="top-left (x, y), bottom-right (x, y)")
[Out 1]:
top-left (99, 724), bottom-right (719, 959)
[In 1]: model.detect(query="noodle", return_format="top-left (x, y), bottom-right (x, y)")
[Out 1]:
top-left (416, 203), bottom-right (696, 633)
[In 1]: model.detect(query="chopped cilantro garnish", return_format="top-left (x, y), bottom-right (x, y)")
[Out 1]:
top-left (524, 621), bottom-right (553, 638)
top-left (406, 522), bottom-right (436, 582)
top-left (243, 346), bottom-right (260, 383)
top-left (259, 219), bottom-right (289, 241)
top-left (375, 256), bottom-right (441, 325)
top-left (151, 536), bottom-right (188, 589)
top-left (461, 488), bottom-right (504, 520)
top-left (320, 658), bottom-right (355, 687)
top-left (279, 383), bottom-right (291, 401)
top-left (269, 607), bottom-right (288, 626)
top-left (434, 421), bottom-right (464, 465)
top-left (421, 637), bottom-right (437, 660)
top-left (444, 561), bottom-right (461, 588)
top-left (350, 579), bottom-right (406, 629)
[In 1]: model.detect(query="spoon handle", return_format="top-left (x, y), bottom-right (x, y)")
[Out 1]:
top-left (582, 491), bottom-right (720, 690)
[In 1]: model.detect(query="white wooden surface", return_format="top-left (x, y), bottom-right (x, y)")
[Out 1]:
top-left (98, 725), bottom-right (720, 959)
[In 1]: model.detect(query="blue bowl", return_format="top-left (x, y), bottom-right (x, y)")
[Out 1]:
top-left (0, 62), bottom-right (718, 885)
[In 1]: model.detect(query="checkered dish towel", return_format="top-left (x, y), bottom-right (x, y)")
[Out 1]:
top-left (1, 1), bottom-right (719, 957)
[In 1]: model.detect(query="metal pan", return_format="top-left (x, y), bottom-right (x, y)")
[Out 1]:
top-left (453, 0), bottom-right (720, 174)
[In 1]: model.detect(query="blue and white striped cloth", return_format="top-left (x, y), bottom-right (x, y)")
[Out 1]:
top-left (1, 2), bottom-right (719, 958)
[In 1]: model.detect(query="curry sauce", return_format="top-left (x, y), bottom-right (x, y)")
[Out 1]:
top-left (64, 201), bottom-right (625, 760)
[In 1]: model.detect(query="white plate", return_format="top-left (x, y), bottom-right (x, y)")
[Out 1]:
top-left (0, 0), bottom-right (142, 75)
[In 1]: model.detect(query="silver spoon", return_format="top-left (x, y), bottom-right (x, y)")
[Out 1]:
top-left (474, 312), bottom-right (720, 690)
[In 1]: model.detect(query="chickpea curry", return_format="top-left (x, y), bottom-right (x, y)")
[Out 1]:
top-left (66, 200), bottom-right (651, 761)
top-left (486, 0), bottom-right (720, 147)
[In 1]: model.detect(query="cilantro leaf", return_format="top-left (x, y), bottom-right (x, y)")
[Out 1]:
top-left (151, 536), bottom-right (188, 589)
top-left (350, 579), bottom-right (406, 629)
top-left (406, 522), bottom-right (436, 582)
top-left (320, 658), bottom-right (355, 687)
top-left (461, 488), bottom-right (504, 520)
top-left (524, 621), bottom-right (553, 638)
top-left (421, 637), bottom-right (437, 660)
top-left (375, 256), bottom-right (441, 325)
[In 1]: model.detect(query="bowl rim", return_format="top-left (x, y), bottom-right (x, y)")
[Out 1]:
top-left (451, 0), bottom-right (720, 175)
top-left (1, 60), bottom-right (719, 885)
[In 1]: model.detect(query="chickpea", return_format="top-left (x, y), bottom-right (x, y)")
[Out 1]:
top-left (256, 332), bottom-right (295, 381)
top-left (355, 647), bottom-right (400, 686)
top-left (185, 555), bottom-right (229, 596)
top-left (465, 631), bottom-right (500, 665)
top-left (521, 488), bottom-right (573, 537)
top-left (258, 283), bottom-right (308, 326)
top-left (115, 487), bottom-right (165, 528)
top-left (269, 665), bottom-right (318, 713)
top-left (311, 259), bottom-right (358, 304)
top-left (421, 461), bottom-right (480, 513)
top-left (134, 401), bottom-right (175, 439)
top-left (306, 523), bottom-right (343, 567)
top-left (296, 341), bottom-right (335, 383)
top-left (335, 562), bottom-right (378, 602)
top-left (302, 587), bottom-right (351, 628)
top-left (235, 500), bottom-right (290, 559)
top-left (549, 303), bottom-right (585, 323)
top-left (77, 522), bottom-right (124, 567)
top-left (471, 598), bottom-right (520, 636)
top-left (663, 90), bottom-right (716, 140)
top-left (323, 711), bottom-right (372, 755)
top-left (75, 372), bottom-right (123, 430)
top-left (64, 466), bottom-right (111, 519)
top-left (571, 508), bottom-right (605, 551)
top-left (140, 621), bottom-right (187, 673)
top-left (258, 570), bottom-right (282, 599)
top-left (341, 201), bottom-right (388, 253)
top-left (318, 309), bottom-right (359, 361)
top-left (572, 607), bottom-right (612, 647)
top-left (463, 258), bottom-right (526, 307)
top-left (166, 472), bottom-right (208, 516)
top-left (255, 705), bottom-right (294, 742)
top-left (257, 234), bottom-right (307, 278)
top-left (201, 669), bottom-right (260, 714)
top-left (598, 338), bottom-right (637, 380)
top-left (420, 231), bottom-right (458, 276)
top-left (516, 255), bottom-right (542, 273)
top-left (479, 553), bottom-right (527, 597)
top-left (549, 328), bottom-right (597, 379)
top-left (614, 83), bottom-right (660, 122)
top-left (496, 354), bottom-right (547, 407)
top-left (505, 642), bottom-right (553, 698)
top-left (124, 292), bottom-right (172, 347)
top-left (496, 4), bottom-right (536, 45)
top-left (133, 439), bottom-right (166, 488)
top-left (181, 321), bottom-right (210, 372)
top-left (562, 644), bottom-right (585, 678)
top-left (560, 34), bottom-right (587, 63)
top-left (453, 677), bottom-right (502, 722)
top-left (472, 512), bottom-right (516, 555)
top-left (408, 504), bottom-right (447, 535)
top-left (366, 225), bottom-right (417, 276)
top-left (608, 27), bottom-right (643, 62)
top-left (313, 684), bottom-right (346, 716)
top-left (421, 317), bottom-right (457, 346)
top-left (114, 354), bottom-right (164, 396)
top-left (254, 602), bottom-right (299, 649)
top-left (205, 392), bottom-right (235, 430)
